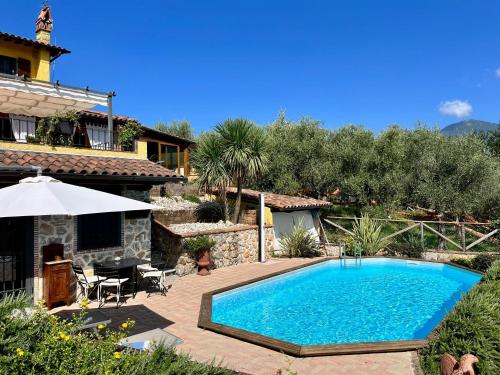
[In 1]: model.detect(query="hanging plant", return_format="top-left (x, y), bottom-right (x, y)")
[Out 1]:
top-left (36, 110), bottom-right (80, 146)
top-left (117, 121), bottom-right (143, 151)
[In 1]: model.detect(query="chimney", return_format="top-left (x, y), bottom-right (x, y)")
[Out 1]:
top-left (35, 6), bottom-right (53, 44)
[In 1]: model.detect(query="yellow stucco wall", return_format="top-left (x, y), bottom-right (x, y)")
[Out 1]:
top-left (0, 140), bottom-right (148, 159)
top-left (136, 140), bottom-right (148, 159)
top-left (0, 42), bottom-right (51, 81)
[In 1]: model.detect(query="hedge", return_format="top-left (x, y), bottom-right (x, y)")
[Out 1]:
top-left (419, 260), bottom-right (500, 374)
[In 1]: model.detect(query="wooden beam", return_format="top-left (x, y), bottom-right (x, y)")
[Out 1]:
top-left (323, 219), bottom-right (354, 236)
top-left (381, 222), bottom-right (420, 242)
top-left (422, 223), bottom-right (462, 250)
top-left (466, 229), bottom-right (499, 251)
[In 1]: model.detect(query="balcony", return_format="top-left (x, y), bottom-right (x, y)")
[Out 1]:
top-left (0, 72), bottom-right (143, 157)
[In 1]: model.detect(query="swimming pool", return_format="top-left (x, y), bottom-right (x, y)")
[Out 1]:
top-left (209, 259), bottom-right (480, 349)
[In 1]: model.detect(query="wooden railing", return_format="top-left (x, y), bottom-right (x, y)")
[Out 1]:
top-left (321, 216), bottom-right (498, 252)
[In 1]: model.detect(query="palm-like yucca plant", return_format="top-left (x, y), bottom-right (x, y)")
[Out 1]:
top-left (191, 133), bottom-right (231, 220)
top-left (216, 118), bottom-right (267, 223)
top-left (350, 214), bottom-right (391, 256)
top-left (279, 221), bottom-right (319, 258)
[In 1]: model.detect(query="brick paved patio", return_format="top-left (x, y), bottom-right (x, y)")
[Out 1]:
top-left (55, 258), bottom-right (418, 375)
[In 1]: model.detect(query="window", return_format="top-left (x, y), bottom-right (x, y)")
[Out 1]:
top-left (85, 122), bottom-right (109, 150)
top-left (17, 58), bottom-right (31, 77)
top-left (77, 212), bottom-right (122, 251)
top-left (160, 144), bottom-right (178, 170)
top-left (0, 117), bottom-right (14, 140)
top-left (8, 116), bottom-right (36, 142)
top-left (0, 55), bottom-right (16, 75)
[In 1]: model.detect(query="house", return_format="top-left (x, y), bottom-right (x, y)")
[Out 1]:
top-left (140, 126), bottom-right (195, 178)
top-left (224, 188), bottom-right (331, 250)
top-left (0, 6), bottom-right (183, 301)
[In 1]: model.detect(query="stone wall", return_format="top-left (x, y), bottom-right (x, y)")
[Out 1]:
top-left (152, 221), bottom-right (274, 276)
top-left (150, 182), bottom-right (198, 198)
top-left (152, 208), bottom-right (197, 227)
top-left (34, 213), bottom-right (151, 301)
top-left (122, 187), bottom-right (150, 202)
top-left (422, 250), bottom-right (495, 262)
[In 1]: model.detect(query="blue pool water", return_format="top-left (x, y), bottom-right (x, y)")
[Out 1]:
top-left (212, 259), bottom-right (481, 345)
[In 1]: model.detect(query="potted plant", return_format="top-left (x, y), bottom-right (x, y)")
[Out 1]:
top-left (183, 236), bottom-right (216, 276)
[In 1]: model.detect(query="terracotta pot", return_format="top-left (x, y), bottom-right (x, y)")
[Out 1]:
top-left (196, 249), bottom-right (211, 276)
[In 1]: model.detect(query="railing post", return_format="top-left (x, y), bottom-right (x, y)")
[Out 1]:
top-left (107, 93), bottom-right (114, 150)
top-left (420, 221), bottom-right (424, 244)
top-left (460, 224), bottom-right (466, 252)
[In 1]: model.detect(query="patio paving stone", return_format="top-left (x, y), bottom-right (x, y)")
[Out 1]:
top-left (54, 258), bottom-right (417, 375)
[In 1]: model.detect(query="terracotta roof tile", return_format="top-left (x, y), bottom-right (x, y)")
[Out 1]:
top-left (0, 149), bottom-right (181, 182)
top-left (225, 187), bottom-right (331, 210)
top-left (80, 109), bottom-right (137, 124)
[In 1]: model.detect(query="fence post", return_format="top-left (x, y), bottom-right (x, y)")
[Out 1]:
top-left (420, 221), bottom-right (424, 244)
top-left (460, 224), bottom-right (466, 252)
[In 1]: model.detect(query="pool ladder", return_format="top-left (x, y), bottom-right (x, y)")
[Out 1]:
top-left (340, 242), bottom-right (362, 268)
top-left (339, 242), bottom-right (363, 258)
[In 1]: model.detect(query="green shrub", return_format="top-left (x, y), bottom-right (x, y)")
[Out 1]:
top-left (386, 233), bottom-right (426, 259)
top-left (419, 264), bottom-right (500, 374)
top-left (483, 260), bottom-right (500, 281)
top-left (0, 295), bottom-right (230, 375)
top-left (279, 222), bottom-right (320, 258)
top-left (182, 193), bottom-right (202, 204)
top-left (117, 121), bottom-right (143, 151)
top-left (471, 253), bottom-right (498, 272)
top-left (349, 214), bottom-right (391, 256)
top-left (450, 257), bottom-right (473, 269)
top-left (195, 201), bottom-right (224, 223)
top-left (183, 236), bottom-right (216, 258)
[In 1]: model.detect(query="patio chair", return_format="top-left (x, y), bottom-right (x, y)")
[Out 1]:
top-left (94, 267), bottom-right (129, 308)
top-left (137, 253), bottom-right (175, 296)
top-left (72, 264), bottom-right (106, 301)
top-left (141, 268), bottom-right (176, 297)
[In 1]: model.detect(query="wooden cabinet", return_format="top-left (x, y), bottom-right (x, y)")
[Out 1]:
top-left (43, 260), bottom-right (72, 309)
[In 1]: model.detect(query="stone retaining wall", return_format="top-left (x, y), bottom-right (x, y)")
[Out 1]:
top-left (152, 221), bottom-right (274, 276)
top-left (152, 208), bottom-right (197, 227)
top-left (34, 213), bottom-right (151, 301)
top-left (422, 249), bottom-right (496, 262)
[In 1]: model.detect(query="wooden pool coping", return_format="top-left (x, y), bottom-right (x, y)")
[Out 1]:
top-left (198, 257), bottom-right (482, 357)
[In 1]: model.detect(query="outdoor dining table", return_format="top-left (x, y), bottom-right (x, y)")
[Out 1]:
top-left (95, 257), bottom-right (150, 298)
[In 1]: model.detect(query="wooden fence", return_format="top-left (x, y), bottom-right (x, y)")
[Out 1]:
top-left (321, 216), bottom-right (498, 252)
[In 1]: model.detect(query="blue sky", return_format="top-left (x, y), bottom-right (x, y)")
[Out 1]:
top-left (3, 1), bottom-right (500, 133)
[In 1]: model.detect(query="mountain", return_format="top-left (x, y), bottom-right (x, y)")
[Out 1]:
top-left (441, 119), bottom-right (499, 136)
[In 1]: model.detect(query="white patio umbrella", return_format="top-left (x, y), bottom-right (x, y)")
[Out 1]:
top-left (0, 176), bottom-right (154, 218)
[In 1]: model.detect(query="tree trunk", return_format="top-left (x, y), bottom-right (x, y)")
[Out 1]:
top-left (232, 177), bottom-right (242, 223)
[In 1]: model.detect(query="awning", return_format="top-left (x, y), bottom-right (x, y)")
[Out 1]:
top-left (0, 73), bottom-right (109, 117)
top-left (0, 176), bottom-right (153, 218)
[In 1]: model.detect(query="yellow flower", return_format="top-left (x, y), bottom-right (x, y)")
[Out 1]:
top-left (113, 351), bottom-right (122, 359)
top-left (79, 299), bottom-right (90, 309)
top-left (16, 348), bottom-right (24, 357)
top-left (58, 331), bottom-right (65, 338)
top-left (63, 334), bottom-right (70, 341)
top-left (67, 322), bottom-right (73, 327)
top-left (97, 324), bottom-right (106, 330)
top-left (121, 322), bottom-right (128, 329)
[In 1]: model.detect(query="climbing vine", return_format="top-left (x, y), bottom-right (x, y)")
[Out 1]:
top-left (35, 111), bottom-right (81, 146)
top-left (117, 121), bottom-right (143, 151)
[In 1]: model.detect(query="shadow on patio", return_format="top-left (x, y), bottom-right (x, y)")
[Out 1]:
top-left (56, 304), bottom-right (175, 336)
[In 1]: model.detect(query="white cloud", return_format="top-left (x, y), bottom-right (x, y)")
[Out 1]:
top-left (438, 100), bottom-right (472, 118)
top-left (496, 67), bottom-right (500, 77)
